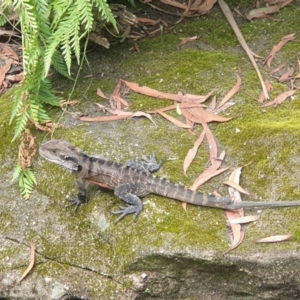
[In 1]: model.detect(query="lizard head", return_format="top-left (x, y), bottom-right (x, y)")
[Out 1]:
top-left (39, 140), bottom-right (82, 171)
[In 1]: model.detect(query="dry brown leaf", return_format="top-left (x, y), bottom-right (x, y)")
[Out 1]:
top-left (181, 106), bottom-right (231, 124)
top-left (224, 166), bottom-right (245, 253)
top-left (223, 180), bottom-right (249, 195)
top-left (130, 111), bottom-right (156, 125)
top-left (246, 0), bottom-right (292, 20)
top-left (278, 67), bottom-right (294, 82)
top-left (97, 87), bottom-right (108, 99)
top-left (6, 72), bottom-right (24, 82)
top-left (16, 242), bottom-right (36, 284)
top-left (189, 150), bottom-right (226, 190)
top-left (157, 110), bottom-right (192, 128)
top-left (203, 123), bottom-right (217, 161)
top-left (223, 229), bottom-right (244, 254)
top-left (256, 233), bottom-right (294, 243)
top-left (0, 43), bottom-right (19, 61)
top-left (266, 33), bottom-right (296, 68)
top-left (181, 90), bottom-right (214, 103)
top-left (80, 115), bottom-right (130, 122)
top-left (123, 80), bottom-right (179, 101)
top-left (258, 79), bottom-right (273, 103)
top-left (148, 103), bottom-right (205, 114)
top-left (227, 215), bottom-right (260, 225)
top-left (183, 129), bottom-right (206, 173)
top-left (190, 166), bottom-right (230, 191)
top-left (124, 80), bottom-right (210, 103)
top-left (136, 17), bottom-right (159, 25)
top-left (269, 64), bottom-right (284, 75)
top-left (216, 75), bottom-right (241, 111)
top-left (0, 59), bottom-right (12, 87)
top-left (178, 36), bottom-right (198, 46)
top-left (261, 89), bottom-right (298, 107)
top-left (110, 80), bottom-right (122, 109)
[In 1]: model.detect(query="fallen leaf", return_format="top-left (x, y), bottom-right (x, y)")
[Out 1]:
top-left (223, 180), bottom-right (249, 195)
top-left (203, 123), bottom-right (217, 161)
top-left (266, 33), bottom-right (296, 68)
top-left (97, 87), bottom-right (108, 99)
top-left (189, 150), bottom-right (227, 190)
top-left (190, 166), bottom-right (230, 191)
top-left (181, 106), bottom-right (231, 124)
top-left (178, 36), bottom-right (198, 46)
top-left (123, 80), bottom-right (211, 103)
top-left (136, 17), bottom-right (159, 25)
top-left (256, 233), bottom-right (294, 243)
top-left (183, 129), bottom-right (206, 173)
top-left (0, 43), bottom-right (19, 61)
top-left (258, 79), bottom-right (273, 103)
top-left (227, 215), bottom-right (260, 225)
top-left (216, 75), bottom-right (241, 111)
top-left (16, 242), bottom-right (36, 284)
top-left (246, 0), bottom-right (293, 20)
top-left (269, 64), bottom-right (284, 75)
top-left (278, 67), bottom-right (294, 82)
top-left (0, 59), bottom-right (12, 87)
top-left (80, 115), bottom-right (131, 122)
top-left (157, 110), bottom-right (192, 128)
top-left (224, 230), bottom-right (245, 254)
top-left (123, 80), bottom-right (179, 101)
top-left (261, 89), bottom-right (298, 107)
top-left (110, 80), bottom-right (122, 109)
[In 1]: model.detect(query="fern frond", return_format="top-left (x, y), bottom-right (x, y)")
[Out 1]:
top-left (14, 165), bottom-right (37, 200)
top-left (12, 111), bottom-right (30, 142)
top-left (52, 50), bottom-right (73, 79)
top-left (94, 0), bottom-right (117, 29)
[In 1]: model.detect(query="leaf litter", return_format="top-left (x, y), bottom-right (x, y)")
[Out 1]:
top-left (75, 1), bottom-right (300, 251)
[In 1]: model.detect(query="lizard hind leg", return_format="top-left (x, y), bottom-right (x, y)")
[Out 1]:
top-left (112, 183), bottom-right (147, 223)
top-left (126, 152), bottom-right (162, 173)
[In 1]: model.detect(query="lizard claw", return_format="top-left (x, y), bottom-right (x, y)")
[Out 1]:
top-left (66, 196), bottom-right (83, 211)
top-left (111, 205), bottom-right (141, 223)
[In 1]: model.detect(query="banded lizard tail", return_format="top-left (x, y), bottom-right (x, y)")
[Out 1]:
top-left (39, 140), bottom-right (300, 222)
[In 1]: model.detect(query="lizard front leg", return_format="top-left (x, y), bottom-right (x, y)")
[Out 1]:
top-left (126, 152), bottom-right (162, 172)
top-left (66, 176), bottom-right (87, 210)
top-left (112, 183), bottom-right (147, 222)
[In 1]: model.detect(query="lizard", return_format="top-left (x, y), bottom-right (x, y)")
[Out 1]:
top-left (39, 139), bottom-right (300, 222)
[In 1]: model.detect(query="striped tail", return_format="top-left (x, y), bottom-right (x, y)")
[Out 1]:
top-left (148, 176), bottom-right (300, 210)
top-left (148, 176), bottom-right (232, 209)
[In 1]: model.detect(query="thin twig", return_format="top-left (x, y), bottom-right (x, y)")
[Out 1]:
top-left (218, 0), bottom-right (269, 99)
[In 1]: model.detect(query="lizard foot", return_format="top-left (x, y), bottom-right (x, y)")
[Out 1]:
top-left (111, 205), bottom-right (141, 223)
top-left (66, 196), bottom-right (84, 211)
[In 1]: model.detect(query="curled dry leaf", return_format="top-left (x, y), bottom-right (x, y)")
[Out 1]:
top-left (266, 33), bottom-right (296, 68)
top-left (261, 89), bottom-right (298, 107)
top-left (203, 123), bottom-right (217, 161)
top-left (97, 87), bottom-right (108, 99)
top-left (258, 79), bottom-right (273, 103)
top-left (216, 75), bottom-right (241, 111)
top-left (227, 215), bottom-right (260, 225)
top-left (181, 106), bottom-right (231, 124)
top-left (0, 58), bottom-right (13, 87)
top-left (183, 129), bottom-right (206, 173)
top-left (278, 67), bottom-right (294, 82)
top-left (256, 233), bottom-right (294, 243)
top-left (224, 166), bottom-right (245, 253)
top-left (269, 64), bottom-right (284, 75)
top-left (178, 36), bottom-right (198, 46)
top-left (16, 242), bottom-right (36, 284)
top-left (224, 229), bottom-right (245, 255)
top-left (246, 0), bottom-right (293, 20)
top-left (223, 180), bottom-right (249, 195)
top-left (157, 110), bottom-right (192, 128)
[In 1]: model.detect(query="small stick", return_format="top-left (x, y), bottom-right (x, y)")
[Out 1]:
top-left (218, 0), bottom-right (269, 99)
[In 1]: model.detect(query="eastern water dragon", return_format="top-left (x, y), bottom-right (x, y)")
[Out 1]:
top-left (39, 140), bottom-right (300, 222)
